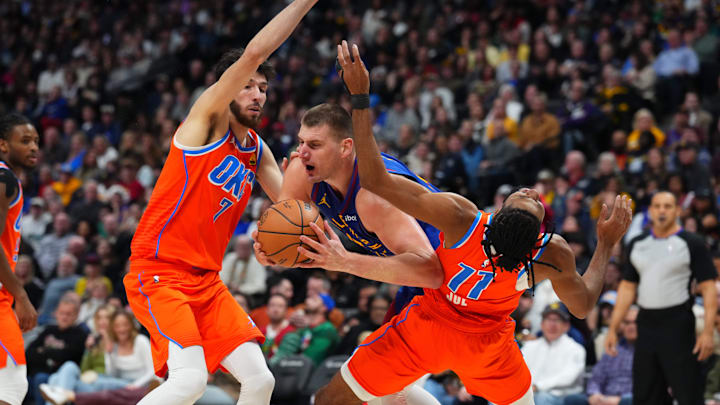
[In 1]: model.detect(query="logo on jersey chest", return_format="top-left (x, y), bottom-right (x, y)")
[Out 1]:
top-left (208, 155), bottom-right (255, 201)
top-left (331, 214), bottom-right (389, 256)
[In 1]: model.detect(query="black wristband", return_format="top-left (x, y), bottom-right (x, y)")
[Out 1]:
top-left (351, 94), bottom-right (370, 109)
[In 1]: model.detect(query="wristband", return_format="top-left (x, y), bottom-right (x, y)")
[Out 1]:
top-left (351, 94), bottom-right (370, 109)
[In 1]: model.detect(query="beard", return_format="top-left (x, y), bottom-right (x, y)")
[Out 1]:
top-left (230, 101), bottom-right (262, 128)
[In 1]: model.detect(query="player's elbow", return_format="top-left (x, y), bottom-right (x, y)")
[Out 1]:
top-left (420, 257), bottom-right (444, 289)
top-left (242, 44), bottom-right (268, 66)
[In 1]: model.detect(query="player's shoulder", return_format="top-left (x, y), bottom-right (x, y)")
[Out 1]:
top-left (0, 166), bottom-right (19, 204)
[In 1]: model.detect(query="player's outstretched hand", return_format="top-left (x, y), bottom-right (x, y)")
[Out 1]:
top-left (251, 230), bottom-right (275, 266)
top-left (15, 295), bottom-right (37, 332)
top-left (596, 195), bottom-right (632, 247)
top-left (297, 221), bottom-right (347, 271)
top-left (337, 40), bottom-right (369, 95)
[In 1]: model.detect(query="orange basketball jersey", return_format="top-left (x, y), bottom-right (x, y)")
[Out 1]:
top-left (420, 211), bottom-right (549, 332)
top-left (0, 161), bottom-right (22, 307)
top-left (131, 129), bottom-right (262, 271)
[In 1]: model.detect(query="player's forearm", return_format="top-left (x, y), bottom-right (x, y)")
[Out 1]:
top-left (700, 280), bottom-right (718, 336)
top-left (580, 240), bottom-right (613, 312)
top-left (344, 251), bottom-right (442, 289)
top-left (243, 0), bottom-right (317, 63)
top-left (353, 109), bottom-right (394, 193)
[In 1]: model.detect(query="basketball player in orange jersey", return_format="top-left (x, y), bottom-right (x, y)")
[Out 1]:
top-left (0, 114), bottom-right (39, 405)
top-left (300, 42), bottom-right (635, 405)
top-left (123, 2), bottom-right (318, 404)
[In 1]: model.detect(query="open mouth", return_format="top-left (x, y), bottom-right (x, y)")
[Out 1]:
top-left (305, 164), bottom-right (315, 172)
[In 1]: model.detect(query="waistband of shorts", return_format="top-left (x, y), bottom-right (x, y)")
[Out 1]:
top-left (129, 258), bottom-right (217, 273)
top-left (638, 299), bottom-right (693, 315)
top-left (415, 296), bottom-right (508, 334)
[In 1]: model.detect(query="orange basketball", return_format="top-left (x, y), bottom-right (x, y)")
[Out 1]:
top-left (256, 199), bottom-right (324, 267)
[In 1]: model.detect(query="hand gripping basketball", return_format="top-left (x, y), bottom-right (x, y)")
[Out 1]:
top-left (255, 199), bottom-right (324, 267)
top-left (296, 221), bottom-right (349, 272)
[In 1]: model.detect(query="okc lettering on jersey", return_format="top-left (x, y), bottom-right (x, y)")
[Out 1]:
top-left (208, 155), bottom-right (256, 201)
top-left (331, 214), bottom-right (389, 256)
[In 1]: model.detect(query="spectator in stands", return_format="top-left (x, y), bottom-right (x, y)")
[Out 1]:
top-left (74, 254), bottom-right (112, 298)
top-left (35, 212), bottom-right (75, 280)
top-left (37, 253), bottom-right (80, 325)
top-left (260, 294), bottom-right (295, 360)
top-left (522, 302), bottom-right (586, 405)
top-left (250, 277), bottom-right (294, 331)
top-left (269, 293), bottom-right (339, 367)
top-left (335, 293), bottom-right (390, 355)
top-left (220, 235), bottom-right (266, 297)
top-left (40, 310), bottom-right (154, 402)
top-left (627, 109), bottom-right (665, 153)
top-left (15, 255), bottom-right (45, 309)
top-left (22, 197), bottom-right (52, 251)
top-left (26, 293), bottom-right (87, 405)
top-left (682, 92), bottom-right (713, 137)
top-left (677, 141), bottom-right (713, 193)
top-left (564, 306), bottom-right (637, 405)
top-left (654, 28), bottom-right (700, 114)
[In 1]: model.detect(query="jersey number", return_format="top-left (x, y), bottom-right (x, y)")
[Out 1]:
top-left (447, 263), bottom-right (494, 300)
top-left (213, 198), bottom-right (234, 222)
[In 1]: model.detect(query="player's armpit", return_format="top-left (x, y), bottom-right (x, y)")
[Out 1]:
top-left (533, 235), bottom-right (592, 318)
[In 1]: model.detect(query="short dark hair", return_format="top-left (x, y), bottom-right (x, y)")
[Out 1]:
top-left (301, 103), bottom-right (353, 140)
top-left (0, 113), bottom-right (31, 140)
top-left (213, 48), bottom-right (276, 82)
top-left (268, 293), bottom-right (289, 307)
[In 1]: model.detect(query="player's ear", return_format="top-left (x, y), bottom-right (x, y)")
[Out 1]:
top-left (340, 138), bottom-right (353, 157)
top-left (0, 138), bottom-right (8, 155)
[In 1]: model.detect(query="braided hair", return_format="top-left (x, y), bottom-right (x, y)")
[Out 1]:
top-left (481, 207), bottom-right (559, 291)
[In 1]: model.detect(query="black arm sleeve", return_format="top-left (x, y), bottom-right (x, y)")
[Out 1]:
top-left (679, 231), bottom-right (717, 283)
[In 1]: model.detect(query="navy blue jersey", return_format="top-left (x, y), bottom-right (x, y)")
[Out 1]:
top-left (310, 153), bottom-right (441, 313)
top-left (311, 153), bottom-right (441, 255)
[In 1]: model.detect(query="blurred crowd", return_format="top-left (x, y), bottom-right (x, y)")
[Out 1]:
top-left (3, 0), bottom-right (720, 403)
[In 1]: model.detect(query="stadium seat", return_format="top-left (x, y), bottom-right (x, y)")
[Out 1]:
top-left (270, 355), bottom-right (314, 402)
top-left (302, 354), bottom-right (349, 396)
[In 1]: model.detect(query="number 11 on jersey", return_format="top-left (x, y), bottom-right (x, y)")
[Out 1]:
top-left (447, 262), bottom-right (494, 301)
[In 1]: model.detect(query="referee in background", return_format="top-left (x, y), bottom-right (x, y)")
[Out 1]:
top-left (605, 191), bottom-right (717, 405)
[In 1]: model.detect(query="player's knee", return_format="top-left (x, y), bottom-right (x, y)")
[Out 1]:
top-left (242, 368), bottom-right (275, 396)
top-left (169, 366), bottom-right (208, 400)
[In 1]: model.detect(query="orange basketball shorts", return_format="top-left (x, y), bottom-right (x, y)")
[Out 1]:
top-left (0, 300), bottom-right (26, 368)
top-left (124, 259), bottom-right (264, 377)
top-left (345, 297), bottom-right (531, 405)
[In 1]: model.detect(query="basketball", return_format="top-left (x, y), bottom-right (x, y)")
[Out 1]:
top-left (256, 199), bottom-right (324, 267)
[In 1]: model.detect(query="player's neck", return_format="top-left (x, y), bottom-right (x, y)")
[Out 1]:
top-left (325, 155), bottom-right (356, 199)
top-left (229, 120), bottom-right (251, 147)
top-left (3, 158), bottom-right (21, 176)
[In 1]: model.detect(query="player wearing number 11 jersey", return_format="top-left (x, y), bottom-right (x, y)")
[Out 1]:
top-left (309, 41), bottom-right (635, 405)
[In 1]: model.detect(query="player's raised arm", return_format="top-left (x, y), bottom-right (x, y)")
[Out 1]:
top-left (537, 196), bottom-right (632, 318)
top-left (0, 178), bottom-right (36, 331)
top-left (179, 0), bottom-right (318, 146)
top-left (337, 41), bottom-right (477, 246)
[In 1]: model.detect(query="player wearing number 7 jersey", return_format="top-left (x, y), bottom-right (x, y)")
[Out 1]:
top-left (306, 41), bottom-right (635, 405)
top-left (123, 2), bottom-right (318, 404)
